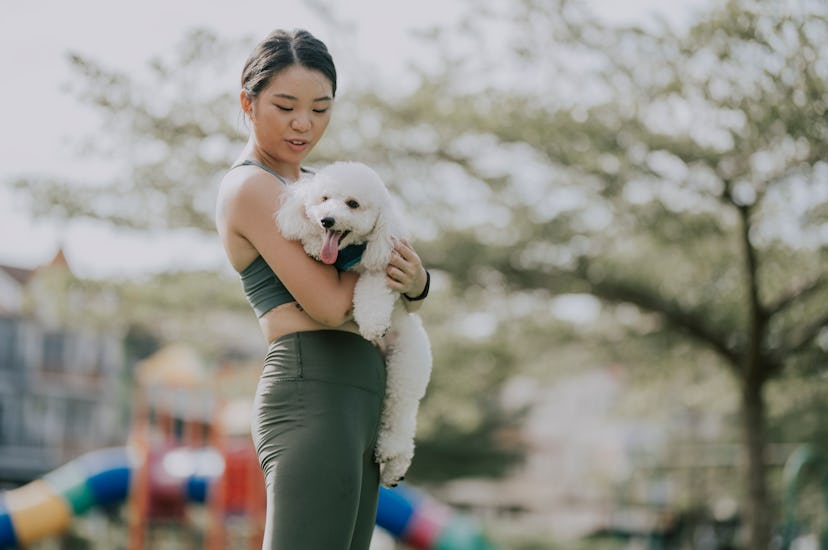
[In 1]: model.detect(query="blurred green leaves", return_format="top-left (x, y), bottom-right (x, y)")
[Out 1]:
top-left (7, 2), bottom-right (828, 541)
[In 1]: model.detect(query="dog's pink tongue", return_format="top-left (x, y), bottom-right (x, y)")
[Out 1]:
top-left (321, 230), bottom-right (341, 264)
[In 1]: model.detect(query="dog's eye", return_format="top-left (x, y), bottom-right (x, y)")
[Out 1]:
top-left (321, 196), bottom-right (329, 202)
top-left (346, 200), bottom-right (360, 209)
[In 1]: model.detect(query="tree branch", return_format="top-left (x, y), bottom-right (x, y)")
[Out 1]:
top-left (577, 261), bottom-right (740, 366)
top-left (781, 311), bottom-right (828, 358)
top-left (767, 275), bottom-right (828, 317)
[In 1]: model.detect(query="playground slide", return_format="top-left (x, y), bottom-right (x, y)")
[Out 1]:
top-left (0, 446), bottom-right (492, 549)
top-left (0, 447), bottom-right (132, 548)
top-left (378, 484), bottom-right (493, 550)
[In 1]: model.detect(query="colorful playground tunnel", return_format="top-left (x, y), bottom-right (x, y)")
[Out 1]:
top-left (0, 446), bottom-right (493, 549)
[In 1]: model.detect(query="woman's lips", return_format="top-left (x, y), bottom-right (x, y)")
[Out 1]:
top-left (286, 138), bottom-right (309, 152)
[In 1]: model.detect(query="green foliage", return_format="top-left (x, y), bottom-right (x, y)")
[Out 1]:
top-left (6, 1), bottom-right (828, 544)
top-left (349, 1), bottom-right (828, 545)
top-left (122, 322), bottom-right (162, 363)
top-left (767, 373), bottom-right (828, 448)
top-left (14, 29), bottom-right (251, 232)
top-left (409, 400), bottom-right (526, 483)
top-left (107, 268), bottom-right (261, 359)
top-left (355, 0), bottom-right (828, 385)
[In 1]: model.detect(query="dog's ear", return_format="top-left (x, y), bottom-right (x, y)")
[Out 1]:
top-left (275, 178), bottom-right (313, 240)
top-left (361, 195), bottom-right (405, 271)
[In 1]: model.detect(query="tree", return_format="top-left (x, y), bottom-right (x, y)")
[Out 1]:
top-left (345, 1), bottom-right (828, 546)
top-left (9, 2), bottom-right (828, 544)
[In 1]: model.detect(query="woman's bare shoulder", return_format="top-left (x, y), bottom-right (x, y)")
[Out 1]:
top-left (221, 165), bottom-right (284, 201)
top-left (216, 166), bottom-right (288, 270)
top-left (219, 167), bottom-right (285, 223)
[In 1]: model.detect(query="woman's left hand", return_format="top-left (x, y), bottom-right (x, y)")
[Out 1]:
top-left (386, 240), bottom-right (427, 297)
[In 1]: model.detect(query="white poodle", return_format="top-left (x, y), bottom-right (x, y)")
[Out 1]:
top-left (276, 161), bottom-right (433, 487)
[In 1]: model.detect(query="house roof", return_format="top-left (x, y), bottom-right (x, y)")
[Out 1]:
top-left (44, 248), bottom-right (71, 270)
top-left (0, 247), bottom-right (73, 286)
top-left (0, 265), bottom-right (35, 285)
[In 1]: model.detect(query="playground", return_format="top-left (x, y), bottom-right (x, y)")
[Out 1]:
top-left (3, 343), bottom-right (827, 549)
top-left (0, 344), bottom-right (493, 549)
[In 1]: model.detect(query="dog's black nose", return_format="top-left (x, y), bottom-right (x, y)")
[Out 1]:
top-left (320, 217), bottom-right (335, 229)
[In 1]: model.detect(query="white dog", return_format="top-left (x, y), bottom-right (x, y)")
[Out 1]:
top-left (276, 161), bottom-right (433, 487)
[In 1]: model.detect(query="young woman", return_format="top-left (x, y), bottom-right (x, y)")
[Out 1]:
top-left (215, 29), bottom-right (429, 549)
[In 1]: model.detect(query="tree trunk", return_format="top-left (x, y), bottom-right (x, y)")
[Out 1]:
top-left (741, 374), bottom-right (771, 549)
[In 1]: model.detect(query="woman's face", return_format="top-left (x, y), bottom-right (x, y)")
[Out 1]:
top-left (245, 64), bottom-right (334, 166)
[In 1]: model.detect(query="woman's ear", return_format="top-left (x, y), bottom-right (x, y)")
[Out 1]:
top-left (240, 90), bottom-right (252, 118)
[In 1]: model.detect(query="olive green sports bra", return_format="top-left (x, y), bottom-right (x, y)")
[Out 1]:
top-left (239, 254), bottom-right (295, 318)
top-left (233, 159), bottom-right (299, 317)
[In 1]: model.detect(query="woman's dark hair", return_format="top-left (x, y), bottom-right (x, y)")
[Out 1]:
top-left (241, 29), bottom-right (337, 99)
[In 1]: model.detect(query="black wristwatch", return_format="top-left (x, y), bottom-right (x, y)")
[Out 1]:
top-left (403, 270), bottom-right (430, 301)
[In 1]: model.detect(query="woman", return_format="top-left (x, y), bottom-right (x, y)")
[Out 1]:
top-left (215, 29), bottom-right (429, 549)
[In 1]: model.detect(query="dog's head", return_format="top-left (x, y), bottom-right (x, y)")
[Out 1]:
top-left (277, 161), bottom-right (405, 270)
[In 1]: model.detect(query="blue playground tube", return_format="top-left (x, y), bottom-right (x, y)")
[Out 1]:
top-left (0, 446), bottom-right (493, 549)
top-left (378, 484), bottom-right (494, 550)
top-left (0, 447), bottom-right (136, 548)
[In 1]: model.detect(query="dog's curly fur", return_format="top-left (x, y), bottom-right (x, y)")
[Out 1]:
top-left (276, 161), bottom-right (433, 487)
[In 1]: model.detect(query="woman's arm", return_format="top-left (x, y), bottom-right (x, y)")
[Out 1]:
top-left (227, 172), bottom-right (359, 326)
top-left (386, 240), bottom-right (429, 313)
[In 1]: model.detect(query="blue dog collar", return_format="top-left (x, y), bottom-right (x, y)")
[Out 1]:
top-left (334, 242), bottom-right (367, 271)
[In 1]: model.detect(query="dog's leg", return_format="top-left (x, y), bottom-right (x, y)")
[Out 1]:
top-left (353, 271), bottom-right (396, 343)
top-left (375, 307), bottom-right (433, 486)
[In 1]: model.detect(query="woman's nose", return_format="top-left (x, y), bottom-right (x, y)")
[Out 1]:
top-left (291, 115), bottom-right (310, 131)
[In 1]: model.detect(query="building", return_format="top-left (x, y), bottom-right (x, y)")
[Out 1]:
top-left (0, 250), bottom-right (127, 488)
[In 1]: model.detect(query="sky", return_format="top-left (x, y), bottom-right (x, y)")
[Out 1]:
top-left (0, 0), bottom-right (710, 279)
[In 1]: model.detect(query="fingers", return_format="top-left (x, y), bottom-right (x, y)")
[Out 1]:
top-left (387, 240), bottom-right (425, 295)
top-left (388, 250), bottom-right (415, 280)
top-left (385, 263), bottom-right (408, 285)
top-left (392, 239), bottom-right (421, 266)
top-left (385, 259), bottom-right (412, 293)
top-left (393, 239), bottom-right (411, 256)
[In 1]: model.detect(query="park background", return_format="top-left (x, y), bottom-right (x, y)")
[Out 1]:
top-left (1, 0), bottom-right (827, 548)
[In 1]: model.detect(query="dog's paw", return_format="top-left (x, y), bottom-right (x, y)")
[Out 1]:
top-left (375, 441), bottom-right (413, 488)
top-left (379, 456), bottom-right (411, 488)
top-left (359, 324), bottom-right (389, 344)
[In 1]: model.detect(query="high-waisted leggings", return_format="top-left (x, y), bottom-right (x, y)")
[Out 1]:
top-left (251, 330), bottom-right (387, 550)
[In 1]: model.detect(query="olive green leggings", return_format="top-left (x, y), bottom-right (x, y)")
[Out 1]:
top-left (251, 330), bottom-right (387, 550)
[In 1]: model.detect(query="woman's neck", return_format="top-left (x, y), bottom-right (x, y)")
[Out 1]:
top-left (241, 142), bottom-right (300, 181)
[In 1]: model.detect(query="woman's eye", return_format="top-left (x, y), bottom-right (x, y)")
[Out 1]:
top-left (313, 108), bottom-right (328, 114)
top-left (276, 105), bottom-right (293, 112)
top-left (346, 200), bottom-right (360, 209)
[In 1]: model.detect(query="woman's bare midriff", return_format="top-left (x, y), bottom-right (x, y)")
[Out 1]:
top-left (259, 301), bottom-right (361, 345)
